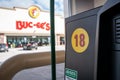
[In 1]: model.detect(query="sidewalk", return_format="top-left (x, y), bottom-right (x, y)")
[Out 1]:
top-left (13, 63), bottom-right (65, 80)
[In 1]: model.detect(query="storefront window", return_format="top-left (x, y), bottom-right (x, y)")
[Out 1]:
top-left (37, 36), bottom-right (49, 46)
top-left (60, 37), bottom-right (65, 45)
top-left (7, 36), bottom-right (50, 48)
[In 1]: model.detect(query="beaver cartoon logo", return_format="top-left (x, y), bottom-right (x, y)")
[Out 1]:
top-left (28, 6), bottom-right (40, 19)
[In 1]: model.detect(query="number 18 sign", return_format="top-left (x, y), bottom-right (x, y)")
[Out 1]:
top-left (71, 28), bottom-right (89, 54)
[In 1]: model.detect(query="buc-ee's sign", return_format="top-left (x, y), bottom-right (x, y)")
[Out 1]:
top-left (16, 21), bottom-right (50, 31)
top-left (16, 6), bottom-right (50, 31)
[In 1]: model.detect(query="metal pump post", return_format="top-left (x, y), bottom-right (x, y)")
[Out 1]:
top-left (50, 0), bottom-right (56, 80)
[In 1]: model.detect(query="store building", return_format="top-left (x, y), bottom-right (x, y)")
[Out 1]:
top-left (0, 6), bottom-right (65, 48)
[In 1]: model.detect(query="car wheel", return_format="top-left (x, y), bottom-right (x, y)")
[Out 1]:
top-left (35, 47), bottom-right (37, 50)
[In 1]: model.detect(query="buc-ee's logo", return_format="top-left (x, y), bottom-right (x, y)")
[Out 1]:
top-left (28, 6), bottom-right (40, 19)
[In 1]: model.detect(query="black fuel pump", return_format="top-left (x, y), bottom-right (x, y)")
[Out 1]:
top-left (96, 0), bottom-right (120, 80)
top-left (65, 6), bottom-right (102, 80)
top-left (65, 0), bottom-right (120, 80)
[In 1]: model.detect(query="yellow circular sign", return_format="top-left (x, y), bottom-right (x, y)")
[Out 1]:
top-left (28, 6), bottom-right (40, 19)
top-left (71, 28), bottom-right (89, 53)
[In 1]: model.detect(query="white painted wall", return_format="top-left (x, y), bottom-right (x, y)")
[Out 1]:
top-left (0, 7), bottom-right (64, 34)
top-left (94, 0), bottom-right (107, 7)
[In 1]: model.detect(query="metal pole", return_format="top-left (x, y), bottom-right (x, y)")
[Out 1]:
top-left (50, 0), bottom-right (56, 80)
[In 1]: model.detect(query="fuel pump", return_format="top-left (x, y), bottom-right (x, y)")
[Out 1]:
top-left (65, 6), bottom-right (101, 80)
top-left (96, 0), bottom-right (120, 80)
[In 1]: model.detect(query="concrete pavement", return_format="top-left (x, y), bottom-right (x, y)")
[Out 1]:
top-left (0, 46), bottom-right (65, 80)
top-left (0, 46), bottom-right (65, 63)
top-left (13, 63), bottom-right (65, 80)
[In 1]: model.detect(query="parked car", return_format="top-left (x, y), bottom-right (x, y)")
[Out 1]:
top-left (23, 41), bottom-right (38, 50)
top-left (37, 41), bottom-right (49, 46)
top-left (0, 43), bottom-right (9, 52)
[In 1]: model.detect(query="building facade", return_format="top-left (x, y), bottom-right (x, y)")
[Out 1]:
top-left (0, 6), bottom-right (65, 48)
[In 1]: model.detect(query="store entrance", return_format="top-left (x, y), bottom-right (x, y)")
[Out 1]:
top-left (7, 36), bottom-right (50, 48)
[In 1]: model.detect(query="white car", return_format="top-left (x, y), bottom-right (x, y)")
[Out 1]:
top-left (0, 43), bottom-right (8, 52)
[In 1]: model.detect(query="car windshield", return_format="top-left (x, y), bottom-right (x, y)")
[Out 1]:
top-left (0, 44), bottom-right (5, 47)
